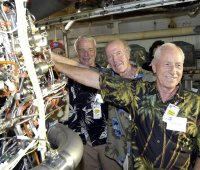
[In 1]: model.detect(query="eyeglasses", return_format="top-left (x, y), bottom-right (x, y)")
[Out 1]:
top-left (78, 48), bottom-right (95, 54)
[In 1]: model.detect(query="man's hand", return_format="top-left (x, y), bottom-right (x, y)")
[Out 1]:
top-left (194, 158), bottom-right (200, 170)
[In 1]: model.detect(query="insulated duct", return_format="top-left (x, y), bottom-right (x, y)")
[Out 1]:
top-left (94, 26), bottom-right (199, 43)
top-left (27, 0), bottom-right (76, 21)
top-left (32, 123), bottom-right (83, 170)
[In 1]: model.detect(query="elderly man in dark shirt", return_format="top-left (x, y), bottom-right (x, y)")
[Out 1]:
top-left (54, 42), bottom-right (200, 169)
top-left (59, 35), bottom-right (120, 170)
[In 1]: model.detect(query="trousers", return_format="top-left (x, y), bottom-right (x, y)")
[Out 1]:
top-left (76, 143), bottom-right (122, 170)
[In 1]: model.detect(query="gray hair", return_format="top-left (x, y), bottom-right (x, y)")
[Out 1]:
top-left (154, 42), bottom-right (185, 61)
top-left (74, 35), bottom-right (97, 53)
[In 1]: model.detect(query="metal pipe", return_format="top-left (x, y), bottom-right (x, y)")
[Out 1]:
top-left (94, 27), bottom-right (197, 43)
top-left (27, 0), bottom-right (76, 21)
top-left (32, 123), bottom-right (83, 170)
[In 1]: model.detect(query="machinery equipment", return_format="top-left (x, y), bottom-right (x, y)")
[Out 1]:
top-left (0, 0), bottom-right (83, 169)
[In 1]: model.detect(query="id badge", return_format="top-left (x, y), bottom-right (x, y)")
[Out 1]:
top-left (92, 103), bottom-right (102, 119)
top-left (166, 117), bottom-right (187, 132)
top-left (163, 103), bottom-right (180, 123)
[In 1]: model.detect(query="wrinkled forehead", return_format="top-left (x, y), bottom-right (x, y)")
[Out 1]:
top-left (106, 41), bottom-right (125, 54)
top-left (77, 39), bottom-right (95, 49)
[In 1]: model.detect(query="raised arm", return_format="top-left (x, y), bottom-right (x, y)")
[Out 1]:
top-left (51, 52), bottom-right (81, 66)
top-left (55, 62), bottom-right (100, 89)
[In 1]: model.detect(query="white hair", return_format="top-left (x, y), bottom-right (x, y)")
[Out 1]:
top-left (74, 35), bottom-right (96, 53)
top-left (154, 42), bottom-right (185, 61)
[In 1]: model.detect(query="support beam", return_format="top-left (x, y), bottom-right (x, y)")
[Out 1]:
top-left (94, 26), bottom-right (198, 42)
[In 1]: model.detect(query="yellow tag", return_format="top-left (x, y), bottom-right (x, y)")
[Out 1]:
top-left (163, 103), bottom-right (180, 123)
top-left (92, 103), bottom-right (102, 119)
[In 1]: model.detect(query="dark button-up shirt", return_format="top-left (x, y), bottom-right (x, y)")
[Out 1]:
top-left (65, 67), bottom-right (108, 146)
top-left (100, 74), bottom-right (200, 169)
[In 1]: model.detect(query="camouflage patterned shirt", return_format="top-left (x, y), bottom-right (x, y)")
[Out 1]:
top-left (100, 74), bottom-right (200, 169)
top-left (104, 66), bottom-right (154, 168)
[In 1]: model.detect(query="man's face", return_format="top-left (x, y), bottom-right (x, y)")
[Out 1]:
top-left (106, 41), bottom-right (130, 74)
top-left (152, 46), bottom-right (184, 90)
top-left (52, 48), bottom-right (65, 56)
top-left (77, 39), bottom-right (96, 67)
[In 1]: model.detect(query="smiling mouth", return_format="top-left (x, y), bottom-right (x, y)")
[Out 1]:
top-left (166, 76), bottom-right (177, 80)
top-left (83, 58), bottom-right (90, 61)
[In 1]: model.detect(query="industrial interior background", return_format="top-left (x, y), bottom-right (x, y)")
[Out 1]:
top-left (29, 0), bottom-right (200, 92)
top-left (0, 1), bottom-right (199, 170)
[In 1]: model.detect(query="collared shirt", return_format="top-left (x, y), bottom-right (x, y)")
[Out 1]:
top-left (100, 74), bottom-right (200, 169)
top-left (65, 66), bottom-right (108, 146)
top-left (105, 66), bottom-right (154, 167)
